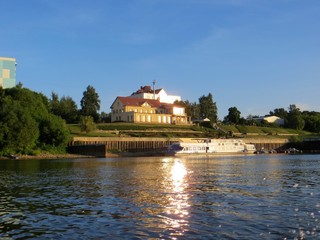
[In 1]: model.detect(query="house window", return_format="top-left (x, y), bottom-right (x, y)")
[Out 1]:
top-left (162, 116), bottom-right (166, 123)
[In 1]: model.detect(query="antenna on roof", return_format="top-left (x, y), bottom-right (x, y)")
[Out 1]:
top-left (152, 79), bottom-right (156, 99)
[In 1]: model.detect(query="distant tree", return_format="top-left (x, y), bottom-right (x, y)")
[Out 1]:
top-left (38, 115), bottom-right (70, 147)
top-left (224, 107), bottom-right (241, 124)
top-left (80, 85), bottom-right (100, 122)
top-left (174, 100), bottom-right (200, 121)
top-left (99, 111), bottom-right (111, 123)
top-left (198, 93), bottom-right (218, 122)
top-left (285, 104), bottom-right (305, 130)
top-left (245, 115), bottom-right (256, 126)
top-left (50, 92), bottom-right (60, 114)
top-left (269, 108), bottom-right (288, 119)
top-left (189, 102), bottom-right (201, 120)
top-left (80, 116), bottom-right (96, 133)
top-left (302, 111), bottom-right (320, 133)
top-left (59, 96), bottom-right (79, 123)
top-left (49, 92), bottom-right (79, 123)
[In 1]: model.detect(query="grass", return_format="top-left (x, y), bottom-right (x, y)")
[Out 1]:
top-left (68, 122), bottom-right (315, 139)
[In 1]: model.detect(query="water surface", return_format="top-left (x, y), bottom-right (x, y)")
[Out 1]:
top-left (1, 154), bottom-right (319, 239)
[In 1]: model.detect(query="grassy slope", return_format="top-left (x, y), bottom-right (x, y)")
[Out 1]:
top-left (68, 123), bottom-right (314, 139)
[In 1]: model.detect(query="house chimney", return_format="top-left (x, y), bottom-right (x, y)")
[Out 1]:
top-left (152, 80), bottom-right (156, 99)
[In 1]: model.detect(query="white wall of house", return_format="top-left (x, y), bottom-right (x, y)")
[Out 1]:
top-left (264, 116), bottom-right (284, 125)
top-left (157, 89), bottom-right (181, 103)
top-left (253, 116), bottom-right (284, 126)
top-left (130, 89), bottom-right (181, 104)
top-left (173, 106), bottom-right (185, 115)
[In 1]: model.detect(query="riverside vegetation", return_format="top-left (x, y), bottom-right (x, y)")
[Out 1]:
top-left (1, 86), bottom-right (320, 157)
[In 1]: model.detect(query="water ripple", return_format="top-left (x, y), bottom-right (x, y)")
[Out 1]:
top-left (0, 155), bottom-right (319, 239)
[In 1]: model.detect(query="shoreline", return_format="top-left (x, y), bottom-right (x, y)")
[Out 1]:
top-left (0, 153), bottom-right (97, 160)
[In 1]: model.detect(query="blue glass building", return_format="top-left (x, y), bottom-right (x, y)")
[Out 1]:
top-left (0, 57), bottom-right (17, 89)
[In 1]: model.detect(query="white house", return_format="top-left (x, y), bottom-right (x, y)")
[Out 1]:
top-left (253, 116), bottom-right (284, 126)
top-left (110, 85), bottom-right (189, 124)
top-left (129, 86), bottom-right (181, 104)
top-left (110, 96), bottom-right (188, 124)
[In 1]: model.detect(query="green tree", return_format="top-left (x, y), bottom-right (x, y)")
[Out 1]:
top-left (49, 93), bottom-right (79, 123)
top-left (38, 115), bottom-right (70, 147)
top-left (50, 92), bottom-right (60, 114)
top-left (99, 111), bottom-right (111, 123)
top-left (269, 108), bottom-right (288, 119)
top-left (285, 104), bottom-right (305, 130)
top-left (0, 87), bottom-right (70, 155)
top-left (198, 93), bottom-right (218, 122)
top-left (302, 112), bottom-right (320, 133)
top-left (174, 100), bottom-right (200, 121)
top-left (80, 116), bottom-right (96, 133)
top-left (224, 107), bottom-right (241, 124)
top-left (0, 98), bottom-right (39, 153)
top-left (80, 85), bottom-right (100, 122)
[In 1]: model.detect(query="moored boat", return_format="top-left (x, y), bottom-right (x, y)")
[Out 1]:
top-left (168, 138), bottom-right (256, 155)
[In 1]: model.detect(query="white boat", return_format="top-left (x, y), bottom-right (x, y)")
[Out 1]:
top-left (168, 138), bottom-right (256, 155)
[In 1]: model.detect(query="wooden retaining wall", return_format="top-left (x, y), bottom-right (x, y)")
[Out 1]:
top-left (68, 137), bottom-right (290, 157)
top-left (67, 144), bottom-right (107, 157)
top-left (243, 138), bottom-right (289, 151)
top-left (69, 137), bottom-right (178, 156)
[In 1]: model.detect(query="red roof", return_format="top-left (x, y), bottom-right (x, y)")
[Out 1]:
top-left (111, 96), bottom-right (174, 109)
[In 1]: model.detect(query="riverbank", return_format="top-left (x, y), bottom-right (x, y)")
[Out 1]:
top-left (0, 153), bottom-right (95, 160)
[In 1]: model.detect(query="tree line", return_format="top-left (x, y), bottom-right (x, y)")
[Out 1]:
top-left (222, 104), bottom-right (320, 133)
top-left (2, 83), bottom-right (319, 155)
top-left (176, 96), bottom-right (320, 133)
top-left (0, 84), bottom-right (102, 155)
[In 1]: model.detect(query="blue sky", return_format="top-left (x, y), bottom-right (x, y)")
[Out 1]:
top-left (1, 0), bottom-right (319, 119)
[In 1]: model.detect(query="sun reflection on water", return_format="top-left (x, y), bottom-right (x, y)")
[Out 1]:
top-left (163, 160), bottom-right (190, 238)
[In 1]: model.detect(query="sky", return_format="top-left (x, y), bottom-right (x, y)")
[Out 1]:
top-left (1, 0), bottom-right (319, 119)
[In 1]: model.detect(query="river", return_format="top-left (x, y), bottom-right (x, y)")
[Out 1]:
top-left (0, 154), bottom-right (319, 239)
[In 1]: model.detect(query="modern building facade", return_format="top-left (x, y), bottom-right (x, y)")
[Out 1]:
top-left (0, 57), bottom-right (17, 89)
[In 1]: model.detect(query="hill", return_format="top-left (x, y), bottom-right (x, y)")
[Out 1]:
top-left (68, 123), bottom-right (314, 140)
